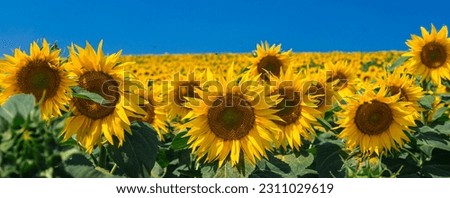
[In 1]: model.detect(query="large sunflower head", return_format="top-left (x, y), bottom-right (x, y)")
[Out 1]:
top-left (0, 39), bottom-right (74, 120)
top-left (403, 24), bottom-right (450, 85)
top-left (267, 67), bottom-right (321, 151)
top-left (337, 85), bottom-right (417, 156)
top-left (62, 41), bottom-right (146, 153)
top-left (183, 66), bottom-right (281, 167)
top-left (249, 41), bottom-right (292, 82)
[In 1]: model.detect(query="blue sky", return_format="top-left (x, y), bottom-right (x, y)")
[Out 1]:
top-left (0, 0), bottom-right (448, 55)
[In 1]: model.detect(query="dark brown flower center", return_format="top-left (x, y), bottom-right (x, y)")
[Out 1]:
top-left (421, 42), bottom-right (447, 69)
top-left (207, 94), bottom-right (255, 140)
top-left (327, 71), bottom-right (348, 90)
top-left (16, 60), bottom-right (61, 101)
top-left (174, 81), bottom-right (200, 106)
top-left (389, 86), bottom-right (409, 101)
top-left (257, 55), bottom-right (283, 82)
top-left (272, 86), bottom-right (302, 125)
top-left (73, 71), bottom-right (120, 120)
top-left (355, 100), bottom-right (393, 135)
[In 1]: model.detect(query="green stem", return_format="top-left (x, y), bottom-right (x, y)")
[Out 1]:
top-left (99, 144), bottom-right (107, 168)
top-left (110, 164), bottom-right (118, 174)
top-left (403, 148), bottom-right (421, 166)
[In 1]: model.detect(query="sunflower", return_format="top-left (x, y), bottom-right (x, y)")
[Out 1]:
top-left (337, 86), bottom-right (416, 156)
top-left (62, 41), bottom-right (146, 153)
top-left (132, 85), bottom-right (169, 140)
top-left (403, 25), bottom-right (450, 85)
top-left (324, 61), bottom-right (357, 97)
top-left (0, 39), bottom-right (74, 120)
top-left (249, 41), bottom-right (292, 82)
top-left (302, 68), bottom-right (339, 114)
top-left (267, 67), bottom-right (321, 150)
top-left (379, 67), bottom-right (423, 118)
top-left (166, 68), bottom-right (204, 120)
top-left (183, 67), bottom-right (281, 167)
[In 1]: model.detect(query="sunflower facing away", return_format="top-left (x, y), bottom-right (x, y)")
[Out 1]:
top-left (0, 39), bottom-right (74, 120)
top-left (62, 41), bottom-right (146, 153)
top-left (249, 41), bottom-right (292, 82)
top-left (268, 67), bottom-right (321, 151)
top-left (403, 24), bottom-right (450, 85)
top-left (183, 67), bottom-right (281, 167)
top-left (337, 85), bottom-right (416, 156)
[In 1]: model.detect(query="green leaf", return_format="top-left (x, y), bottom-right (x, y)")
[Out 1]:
top-left (388, 56), bottom-right (410, 72)
top-left (315, 142), bottom-right (345, 178)
top-left (171, 131), bottom-right (189, 150)
top-left (417, 132), bottom-right (450, 155)
top-left (214, 163), bottom-right (247, 178)
top-left (277, 153), bottom-right (317, 177)
top-left (440, 93), bottom-right (450, 102)
top-left (0, 138), bottom-right (15, 153)
top-left (435, 121), bottom-right (450, 135)
top-left (431, 107), bottom-right (448, 122)
top-left (418, 95), bottom-right (435, 110)
top-left (108, 122), bottom-right (159, 178)
top-left (419, 126), bottom-right (437, 134)
top-left (71, 86), bottom-right (112, 105)
top-left (422, 164), bottom-right (450, 177)
top-left (0, 116), bottom-right (7, 132)
top-left (251, 153), bottom-right (291, 178)
top-left (316, 117), bottom-right (333, 131)
top-left (0, 94), bottom-right (35, 122)
top-left (150, 162), bottom-right (165, 178)
top-left (63, 152), bottom-right (119, 178)
top-left (63, 151), bottom-right (94, 166)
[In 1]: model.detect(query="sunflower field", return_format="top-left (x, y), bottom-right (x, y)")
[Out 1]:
top-left (0, 25), bottom-right (449, 178)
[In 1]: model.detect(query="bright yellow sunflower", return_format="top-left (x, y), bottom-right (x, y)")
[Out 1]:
top-left (0, 39), bottom-right (74, 120)
top-left (267, 67), bottom-right (321, 151)
top-left (183, 66), bottom-right (281, 167)
top-left (166, 68), bottom-right (205, 120)
top-left (337, 85), bottom-right (416, 156)
top-left (403, 24), bottom-right (450, 85)
top-left (62, 41), bottom-right (146, 153)
top-left (301, 68), bottom-right (339, 114)
top-left (324, 61), bottom-right (357, 98)
top-left (379, 67), bottom-right (423, 118)
top-left (133, 85), bottom-right (169, 141)
top-left (249, 41), bottom-right (292, 82)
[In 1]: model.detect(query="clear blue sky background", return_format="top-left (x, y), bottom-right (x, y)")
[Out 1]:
top-left (0, 0), bottom-right (448, 55)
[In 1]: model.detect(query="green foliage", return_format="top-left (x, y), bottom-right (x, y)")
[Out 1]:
top-left (71, 86), bottom-right (112, 105)
top-left (0, 94), bottom-right (67, 177)
top-left (315, 142), bottom-right (345, 177)
top-left (2, 65), bottom-right (450, 178)
top-left (170, 131), bottom-right (189, 150)
top-left (388, 56), bottom-right (409, 72)
top-left (108, 122), bottom-right (159, 178)
top-left (419, 95), bottom-right (435, 110)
